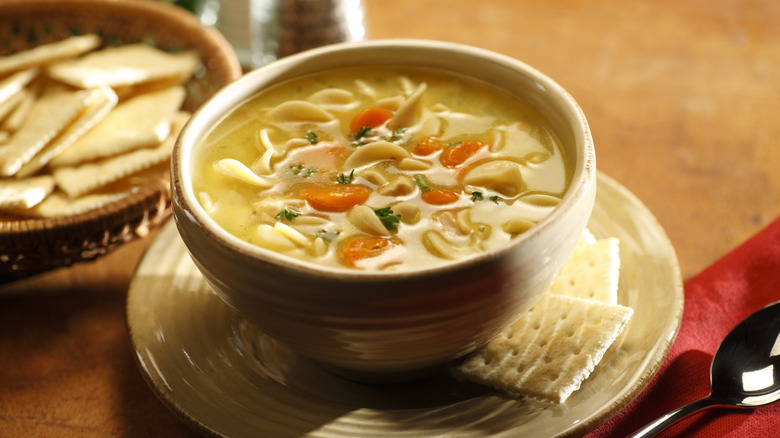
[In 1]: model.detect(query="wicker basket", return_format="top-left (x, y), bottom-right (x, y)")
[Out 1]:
top-left (0, 0), bottom-right (242, 279)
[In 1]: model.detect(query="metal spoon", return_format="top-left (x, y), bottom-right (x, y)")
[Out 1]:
top-left (628, 300), bottom-right (780, 437)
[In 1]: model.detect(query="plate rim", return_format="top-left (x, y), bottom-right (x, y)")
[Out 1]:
top-left (127, 171), bottom-right (684, 437)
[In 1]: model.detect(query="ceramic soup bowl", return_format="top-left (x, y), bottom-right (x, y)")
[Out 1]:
top-left (171, 39), bottom-right (596, 382)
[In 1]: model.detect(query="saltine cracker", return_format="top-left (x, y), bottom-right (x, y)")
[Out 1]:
top-left (0, 34), bottom-right (100, 76)
top-left (48, 86), bottom-right (186, 167)
top-left (53, 112), bottom-right (187, 197)
top-left (17, 86), bottom-right (118, 177)
top-left (0, 175), bottom-right (54, 209)
top-left (0, 87), bottom-right (97, 177)
top-left (453, 294), bottom-right (633, 403)
top-left (452, 233), bottom-right (632, 403)
top-left (549, 237), bottom-right (621, 304)
top-left (48, 44), bottom-right (199, 89)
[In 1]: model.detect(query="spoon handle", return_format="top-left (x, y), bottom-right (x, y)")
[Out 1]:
top-left (626, 396), bottom-right (720, 437)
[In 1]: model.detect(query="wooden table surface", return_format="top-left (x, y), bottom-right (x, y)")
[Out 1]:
top-left (2, 0), bottom-right (780, 436)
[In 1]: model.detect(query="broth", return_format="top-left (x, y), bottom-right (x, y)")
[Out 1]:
top-left (192, 66), bottom-right (570, 270)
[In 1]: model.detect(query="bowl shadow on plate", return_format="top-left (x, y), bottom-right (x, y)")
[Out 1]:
top-left (220, 290), bottom-right (564, 435)
top-left (135, 268), bottom-right (564, 437)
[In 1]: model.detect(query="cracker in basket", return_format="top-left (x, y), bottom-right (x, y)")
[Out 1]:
top-left (16, 86), bottom-right (118, 177)
top-left (452, 294), bottom-right (633, 404)
top-left (53, 112), bottom-right (188, 198)
top-left (112, 74), bottom-right (190, 102)
top-left (49, 85), bottom-right (186, 167)
top-left (2, 86), bottom-right (36, 133)
top-left (549, 237), bottom-right (620, 304)
top-left (15, 189), bottom-right (134, 218)
top-left (0, 87), bottom-right (26, 122)
top-left (48, 44), bottom-right (199, 89)
top-left (0, 87), bottom-right (98, 177)
top-left (0, 175), bottom-right (55, 209)
top-left (0, 34), bottom-right (100, 75)
top-left (0, 68), bottom-right (38, 106)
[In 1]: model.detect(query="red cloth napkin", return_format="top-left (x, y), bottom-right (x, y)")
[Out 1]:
top-left (586, 217), bottom-right (780, 438)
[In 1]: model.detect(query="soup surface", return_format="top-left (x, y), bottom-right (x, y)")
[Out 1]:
top-left (192, 66), bottom-right (569, 271)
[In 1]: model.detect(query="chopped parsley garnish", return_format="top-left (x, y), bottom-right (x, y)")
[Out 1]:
top-left (354, 124), bottom-right (376, 139)
top-left (315, 229), bottom-right (340, 242)
top-left (447, 141), bottom-right (463, 147)
top-left (336, 169), bottom-right (355, 184)
top-left (414, 175), bottom-right (432, 191)
top-left (374, 207), bottom-right (402, 231)
top-left (290, 164), bottom-right (315, 178)
top-left (350, 123), bottom-right (376, 146)
top-left (305, 131), bottom-right (319, 144)
top-left (275, 208), bottom-right (300, 222)
top-left (471, 191), bottom-right (500, 203)
top-left (385, 126), bottom-right (406, 142)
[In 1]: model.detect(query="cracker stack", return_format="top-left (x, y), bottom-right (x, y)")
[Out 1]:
top-left (0, 35), bottom-right (198, 217)
top-left (452, 232), bottom-right (633, 403)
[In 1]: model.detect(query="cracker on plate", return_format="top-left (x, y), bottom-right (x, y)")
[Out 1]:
top-left (452, 293), bottom-right (633, 403)
top-left (549, 237), bottom-right (620, 304)
top-left (451, 233), bottom-right (632, 403)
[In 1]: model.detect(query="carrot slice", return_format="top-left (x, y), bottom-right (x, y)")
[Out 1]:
top-left (349, 107), bottom-right (394, 133)
top-left (421, 189), bottom-right (462, 205)
top-left (439, 140), bottom-right (487, 168)
top-left (412, 137), bottom-right (443, 156)
top-left (340, 236), bottom-right (396, 267)
top-left (299, 184), bottom-right (370, 212)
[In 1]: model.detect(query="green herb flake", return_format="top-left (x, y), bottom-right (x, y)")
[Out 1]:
top-left (447, 141), bottom-right (463, 147)
top-left (350, 124), bottom-right (376, 145)
top-left (385, 126), bottom-right (406, 142)
top-left (336, 169), bottom-right (355, 184)
top-left (374, 207), bottom-right (402, 232)
top-left (490, 196), bottom-right (500, 204)
top-left (414, 175), bottom-right (432, 191)
top-left (315, 229), bottom-right (341, 242)
top-left (290, 164), bottom-right (315, 178)
top-left (471, 191), bottom-right (484, 201)
top-left (275, 208), bottom-right (300, 222)
top-left (305, 131), bottom-right (319, 144)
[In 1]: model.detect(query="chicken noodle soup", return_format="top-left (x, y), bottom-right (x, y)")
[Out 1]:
top-left (192, 67), bottom-right (570, 270)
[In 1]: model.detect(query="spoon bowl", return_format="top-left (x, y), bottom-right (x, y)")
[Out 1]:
top-left (628, 300), bottom-right (780, 437)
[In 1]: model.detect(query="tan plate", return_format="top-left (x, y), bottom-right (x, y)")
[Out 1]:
top-left (127, 172), bottom-right (684, 438)
top-left (0, 0), bottom-right (241, 279)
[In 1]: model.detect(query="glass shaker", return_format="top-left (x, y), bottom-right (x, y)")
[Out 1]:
top-left (176, 0), bottom-right (368, 69)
